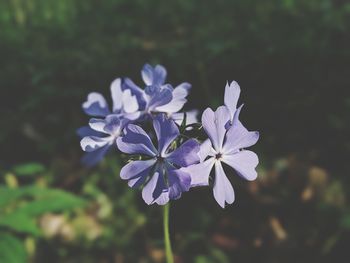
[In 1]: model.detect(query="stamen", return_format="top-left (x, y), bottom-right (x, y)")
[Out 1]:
top-left (157, 155), bottom-right (164, 162)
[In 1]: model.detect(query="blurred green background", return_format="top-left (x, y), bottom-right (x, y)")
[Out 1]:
top-left (1, 0), bottom-right (350, 262)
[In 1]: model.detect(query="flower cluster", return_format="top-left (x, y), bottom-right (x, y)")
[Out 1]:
top-left (79, 64), bottom-right (259, 208)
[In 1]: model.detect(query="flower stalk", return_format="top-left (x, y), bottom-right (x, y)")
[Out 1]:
top-left (163, 203), bottom-right (174, 263)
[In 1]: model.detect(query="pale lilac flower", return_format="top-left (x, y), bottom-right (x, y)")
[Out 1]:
top-left (80, 115), bottom-right (127, 166)
top-left (122, 64), bottom-right (192, 117)
top-left (117, 114), bottom-right (200, 205)
top-left (183, 106), bottom-right (259, 208)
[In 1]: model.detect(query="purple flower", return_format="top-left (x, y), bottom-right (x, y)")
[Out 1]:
top-left (79, 115), bottom-right (127, 166)
top-left (82, 78), bottom-right (140, 120)
top-left (183, 106), bottom-right (259, 208)
top-left (122, 64), bottom-right (192, 117)
top-left (117, 114), bottom-right (200, 205)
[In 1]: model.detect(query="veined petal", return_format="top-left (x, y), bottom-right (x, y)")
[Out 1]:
top-left (224, 81), bottom-right (241, 122)
top-left (213, 161), bottom-right (235, 208)
top-left (116, 124), bottom-right (157, 156)
top-left (80, 136), bottom-right (113, 152)
top-left (221, 150), bottom-right (259, 181)
top-left (142, 170), bottom-right (169, 205)
top-left (120, 159), bottom-right (156, 188)
top-left (81, 144), bottom-right (111, 167)
top-left (223, 105), bottom-right (259, 154)
top-left (183, 157), bottom-right (215, 187)
top-left (82, 92), bottom-right (110, 117)
top-left (153, 114), bottom-right (179, 155)
top-left (168, 169), bottom-right (191, 200)
top-left (201, 106), bottom-right (230, 151)
top-left (167, 139), bottom-right (200, 167)
top-left (110, 78), bottom-right (123, 111)
top-left (155, 82), bottom-right (191, 113)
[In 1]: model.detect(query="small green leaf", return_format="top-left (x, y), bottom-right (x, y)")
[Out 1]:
top-left (0, 233), bottom-right (27, 263)
top-left (0, 212), bottom-right (41, 236)
top-left (0, 186), bottom-right (86, 208)
top-left (13, 163), bottom-right (45, 176)
top-left (16, 191), bottom-right (86, 216)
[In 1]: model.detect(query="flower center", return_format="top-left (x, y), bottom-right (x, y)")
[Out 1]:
top-left (156, 155), bottom-right (164, 162)
top-left (215, 153), bottom-right (222, 160)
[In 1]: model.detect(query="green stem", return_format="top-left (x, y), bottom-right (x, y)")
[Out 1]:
top-left (163, 203), bottom-right (174, 263)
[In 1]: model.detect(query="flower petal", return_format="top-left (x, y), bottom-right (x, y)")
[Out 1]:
top-left (122, 78), bottom-right (147, 109)
top-left (89, 118), bottom-right (106, 133)
top-left (153, 65), bottom-right (167, 86)
top-left (141, 64), bottom-right (167, 86)
top-left (120, 159), bottom-right (156, 188)
top-left (116, 124), bottom-right (157, 156)
top-left (223, 105), bottom-right (259, 154)
top-left (122, 89), bottom-right (139, 113)
top-left (103, 114), bottom-right (124, 135)
top-left (76, 126), bottom-right (104, 138)
top-left (167, 139), bottom-right (200, 167)
top-left (145, 85), bottom-right (173, 110)
top-left (141, 64), bottom-right (154, 86)
top-left (153, 114), bottom-right (179, 155)
top-left (110, 78), bottom-right (123, 111)
top-left (81, 144), bottom-right (111, 167)
top-left (198, 139), bottom-right (212, 162)
top-left (82, 92), bottom-right (110, 117)
top-left (201, 106), bottom-right (230, 151)
top-left (155, 83), bottom-right (191, 113)
top-left (183, 157), bottom-right (215, 187)
top-left (224, 81), bottom-right (241, 122)
top-left (222, 150), bottom-right (259, 181)
top-left (168, 169), bottom-right (191, 200)
top-left (80, 136), bottom-right (112, 152)
top-left (142, 170), bottom-right (169, 205)
top-left (123, 111), bottom-right (142, 121)
top-left (213, 161), bottom-right (235, 208)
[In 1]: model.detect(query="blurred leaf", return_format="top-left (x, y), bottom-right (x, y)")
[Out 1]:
top-left (13, 163), bottom-right (45, 176)
top-left (15, 191), bottom-right (86, 216)
top-left (0, 233), bottom-right (27, 263)
top-left (0, 213), bottom-right (40, 236)
top-left (340, 213), bottom-right (350, 229)
top-left (195, 255), bottom-right (211, 263)
top-left (210, 248), bottom-right (229, 263)
top-left (0, 186), bottom-right (86, 208)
